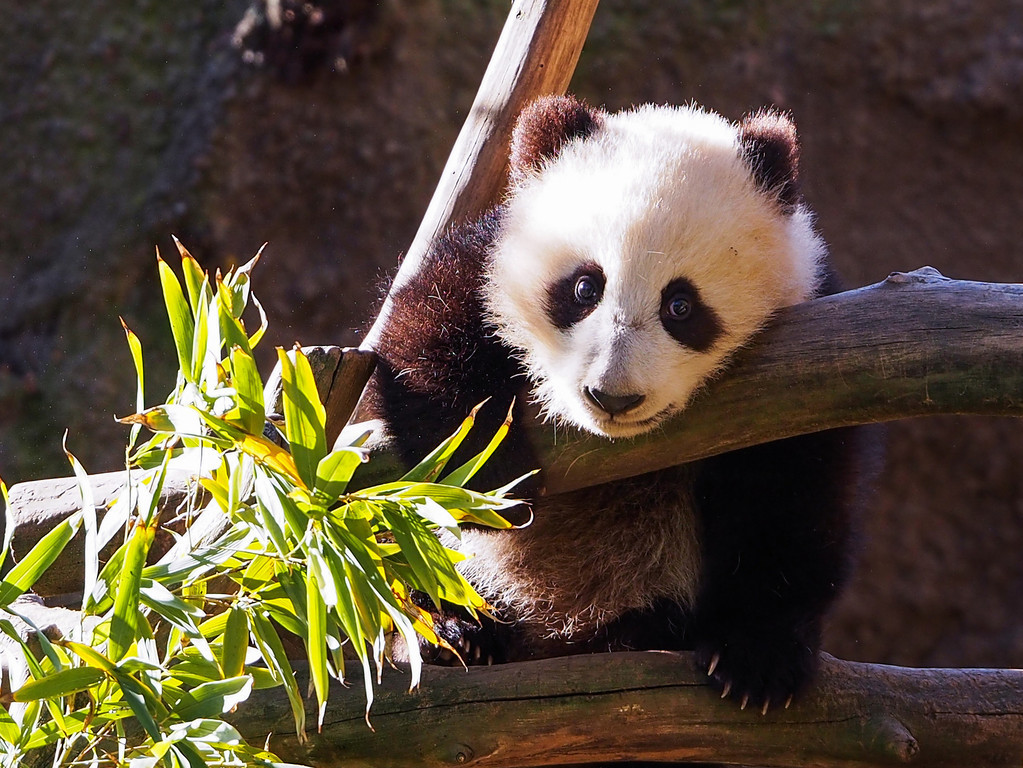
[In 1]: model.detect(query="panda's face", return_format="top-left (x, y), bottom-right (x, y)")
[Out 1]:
top-left (485, 104), bottom-right (825, 438)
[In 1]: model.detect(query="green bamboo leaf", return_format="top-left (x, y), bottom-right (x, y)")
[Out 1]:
top-left (0, 475), bottom-right (12, 575)
top-left (441, 399), bottom-right (514, 487)
top-left (173, 236), bottom-right (207, 316)
top-left (193, 289), bottom-right (217, 387)
top-left (60, 639), bottom-right (115, 672)
top-left (157, 253), bottom-right (196, 381)
top-left (171, 740), bottom-right (208, 768)
top-left (121, 317), bottom-right (145, 452)
top-left (252, 471), bottom-right (302, 552)
top-left (63, 435), bottom-right (99, 614)
top-left (247, 294), bottom-right (268, 349)
top-left (378, 504), bottom-right (445, 609)
top-left (305, 559), bottom-right (329, 730)
top-left (111, 669), bottom-right (163, 742)
top-left (172, 676), bottom-right (252, 721)
top-left (139, 579), bottom-right (205, 639)
top-left (218, 276), bottom-right (253, 357)
top-left (277, 347), bottom-right (327, 489)
top-left (0, 512), bottom-right (80, 607)
top-left (12, 666), bottom-right (105, 702)
top-left (109, 522), bottom-right (154, 662)
top-left (400, 402), bottom-right (482, 483)
top-left (220, 607), bottom-right (249, 679)
top-left (0, 705), bottom-right (20, 748)
top-left (227, 345), bottom-right (264, 435)
top-left (248, 610), bottom-right (305, 742)
top-left (314, 447), bottom-right (367, 503)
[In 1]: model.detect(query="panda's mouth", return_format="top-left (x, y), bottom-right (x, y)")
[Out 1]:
top-left (589, 405), bottom-right (675, 438)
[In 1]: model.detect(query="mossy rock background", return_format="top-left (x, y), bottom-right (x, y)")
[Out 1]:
top-left (4, 0), bottom-right (1023, 670)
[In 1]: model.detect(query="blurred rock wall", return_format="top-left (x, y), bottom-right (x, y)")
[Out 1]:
top-left (4, 0), bottom-right (1023, 668)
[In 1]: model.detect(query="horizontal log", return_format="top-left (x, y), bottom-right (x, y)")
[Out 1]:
top-left (236, 651), bottom-right (1023, 767)
top-left (10, 267), bottom-right (1023, 593)
top-left (538, 266), bottom-right (1023, 494)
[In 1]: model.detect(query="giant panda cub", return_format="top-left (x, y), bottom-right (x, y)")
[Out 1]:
top-left (360, 95), bottom-right (871, 712)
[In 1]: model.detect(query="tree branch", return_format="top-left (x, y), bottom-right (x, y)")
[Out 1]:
top-left (360, 0), bottom-right (600, 350)
top-left (9, 267), bottom-right (1023, 590)
top-left (234, 651), bottom-right (1023, 767)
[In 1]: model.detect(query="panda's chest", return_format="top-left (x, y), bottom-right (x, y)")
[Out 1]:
top-left (458, 464), bottom-right (703, 636)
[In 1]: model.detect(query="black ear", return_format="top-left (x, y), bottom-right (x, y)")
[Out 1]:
top-left (738, 109), bottom-right (801, 213)
top-left (509, 94), bottom-right (604, 181)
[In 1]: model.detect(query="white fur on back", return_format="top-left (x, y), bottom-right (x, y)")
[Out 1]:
top-left (485, 104), bottom-right (826, 437)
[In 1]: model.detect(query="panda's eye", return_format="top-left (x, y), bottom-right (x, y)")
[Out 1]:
top-left (574, 274), bottom-right (602, 305)
top-left (665, 293), bottom-right (692, 320)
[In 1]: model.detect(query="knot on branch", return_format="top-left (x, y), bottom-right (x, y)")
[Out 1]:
top-left (883, 266), bottom-right (949, 286)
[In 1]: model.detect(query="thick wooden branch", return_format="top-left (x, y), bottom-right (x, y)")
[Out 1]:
top-left (10, 267), bottom-right (1023, 591)
top-left (361, 0), bottom-right (599, 349)
top-left (539, 266), bottom-right (1023, 493)
top-left (236, 651), bottom-right (1023, 767)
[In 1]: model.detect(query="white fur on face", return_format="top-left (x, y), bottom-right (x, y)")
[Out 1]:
top-left (485, 104), bottom-right (826, 437)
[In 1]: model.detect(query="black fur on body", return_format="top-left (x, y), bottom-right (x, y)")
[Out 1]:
top-left (359, 97), bottom-right (874, 712)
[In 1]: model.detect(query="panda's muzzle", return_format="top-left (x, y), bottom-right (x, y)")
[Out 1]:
top-left (583, 387), bottom-right (646, 416)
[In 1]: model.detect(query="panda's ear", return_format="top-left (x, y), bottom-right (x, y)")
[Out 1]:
top-left (509, 94), bottom-right (604, 181)
top-left (738, 109), bottom-right (801, 213)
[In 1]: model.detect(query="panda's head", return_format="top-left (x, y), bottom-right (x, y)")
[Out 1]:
top-left (484, 95), bottom-right (826, 438)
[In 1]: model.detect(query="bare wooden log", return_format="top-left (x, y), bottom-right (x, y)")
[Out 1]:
top-left (235, 651), bottom-right (1023, 767)
top-left (361, 0), bottom-right (600, 350)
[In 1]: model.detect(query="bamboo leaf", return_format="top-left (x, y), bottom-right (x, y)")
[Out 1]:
top-left (0, 476), bottom-right (12, 576)
top-left (248, 610), bottom-right (305, 742)
top-left (220, 607), bottom-right (249, 680)
top-left (217, 275), bottom-right (253, 358)
top-left (314, 447), bottom-right (367, 502)
top-left (277, 347), bottom-right (327, 488)
top-left (157, 253), bottom-right (196, 381)
top-left (63, 435), bottom-right (99, 614)
top-left (305, 557), bottom-right (330, 730)
top-left (0, 705), bottom-right (20, 748)
top-left (227, 345), bottom-right (265, 435)
top-left (0, 513), bottom-right (80, 607)
top-left (172, 677), bottom-right (252, 721)
top-left (11, 667), bottom-right (105, 702)
top-left (109, 522), bottom-right (154, 662)
top-left (400, 402), bottom-right (483, 483)
top-left (441, 399), bottom-right (514, 487)
top-left (173, 236), bottom-right (206, 316)
top-left (60, 640), bottom-right (116, 672)
top-left (121, 317), bottom-right (146, 452)
top-left (194, 410), bottom-right (306, 488)
top-left (111, 669), bottom-right (163, 742)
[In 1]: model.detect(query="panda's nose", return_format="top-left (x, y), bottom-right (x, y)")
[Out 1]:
top-left (584, 387), bottom-right (645, 416)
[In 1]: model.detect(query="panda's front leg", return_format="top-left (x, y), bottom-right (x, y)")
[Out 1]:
top-left (690, 427), bottom-right (866, 712)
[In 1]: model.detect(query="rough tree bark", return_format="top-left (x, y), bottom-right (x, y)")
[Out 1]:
top-left (236, 652), bottom-right (1023, 767)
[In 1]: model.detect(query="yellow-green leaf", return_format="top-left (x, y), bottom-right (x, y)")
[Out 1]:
top-left (12, 667), bottom-right (105, 702)
top-left (277, 347), bottom-right (328, 489)
top-left (227, 345), bottom-right (264, 435)
top-left (109, 522), bottom-right (154, 662)
top-left (0, 513), bottom-right (80, 607)
top-left (221, 607), bottom-right (249, 679)
top-left (158, 254), bottom-right (196, 381)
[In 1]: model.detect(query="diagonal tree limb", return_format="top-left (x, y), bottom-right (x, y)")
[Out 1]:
top-left (360, 0), bottom-right (600, 350)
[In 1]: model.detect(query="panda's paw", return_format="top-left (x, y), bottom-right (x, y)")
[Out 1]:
top-left (422, 612), bottom-right (500, 667)
top-left (694, 631), bottom-right (818, 714)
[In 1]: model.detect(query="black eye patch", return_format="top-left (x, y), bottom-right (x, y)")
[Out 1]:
top-left (544, 262), bottom-right (605, 329)
top-left (659, 277), bottom-right (722, 352)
